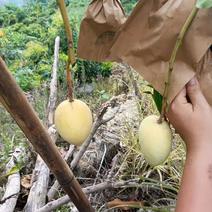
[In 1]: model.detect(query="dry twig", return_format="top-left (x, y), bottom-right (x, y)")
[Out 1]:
top-left (39, 179), bottom-right (142, 212)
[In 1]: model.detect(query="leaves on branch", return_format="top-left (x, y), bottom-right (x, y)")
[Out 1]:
top-left (152, 89), bottom-right (163, 113)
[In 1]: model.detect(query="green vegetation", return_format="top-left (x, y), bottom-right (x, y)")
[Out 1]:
top-left (0, 0), bottom-right (125, 90)
top-left (122, 0), bottom-right (139, 14)
top-left (196, 0), bottom-right (212, 8)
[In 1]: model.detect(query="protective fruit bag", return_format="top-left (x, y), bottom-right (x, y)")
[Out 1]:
top-left (78, 0), bottom-right (212, 105)
top-left (109, 0), bottom-right (212, 104)
top-left (77, 0), bottom-right (126, 61)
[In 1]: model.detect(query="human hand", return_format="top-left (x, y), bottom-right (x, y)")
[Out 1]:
top-left (167, 77), bottom-right (212, 153)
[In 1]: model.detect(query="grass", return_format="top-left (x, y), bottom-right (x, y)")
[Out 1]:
top-left (106, 71), bottom-right (186, 211)
top-left (0, 107), bottom-right (28, 159)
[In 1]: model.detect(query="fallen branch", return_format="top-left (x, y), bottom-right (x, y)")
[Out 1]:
top-left (24, 36), bottom-right (60, 212)
top-left (0, 193), bottom-right (19, 205)
top-left (0, 148), bottom-right (24, 212)
top-left (0, 57), bottom-right (93, 211)
top-left (46, 36), bottom-right (60, 128)
top-left (47, 101), bottom-right (116, 201)
top-left (39, 179), bottom-right (142, 212)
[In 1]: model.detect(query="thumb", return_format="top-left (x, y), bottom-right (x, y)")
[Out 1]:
top-left (186, 77), bottom-right (207, 108)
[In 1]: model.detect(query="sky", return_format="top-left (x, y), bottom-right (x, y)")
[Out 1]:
top-left (0, 0), bottom-right (24, 6)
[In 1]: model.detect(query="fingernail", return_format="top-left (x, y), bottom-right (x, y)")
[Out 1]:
top-left (188, 78), bottom-right (197, 86)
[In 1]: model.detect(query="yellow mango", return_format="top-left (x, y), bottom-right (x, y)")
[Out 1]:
top-left (54, 99), bottom-right (93, 146)
top-left (139, 115), bottom-right (172, 166)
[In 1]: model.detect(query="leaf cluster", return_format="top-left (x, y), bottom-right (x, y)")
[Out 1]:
top-left (0, 0), bottom-right (114, 91)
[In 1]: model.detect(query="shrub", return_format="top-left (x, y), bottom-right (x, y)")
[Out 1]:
top-left (23, 41), bottom-right (48, 63)
top-left (15, 68), bottom-right (41, 91)
top-left (75, 60), bottom-right (113, 84)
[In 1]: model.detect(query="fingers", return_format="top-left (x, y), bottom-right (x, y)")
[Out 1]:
top-left (186, 77), bottom-right (208, 108)
top-left (167, 76), bottom-right (208, 119)
top-left (166, 87), bottom-right (188, 118)
top-left (173, 86), bottom-right (187, 105)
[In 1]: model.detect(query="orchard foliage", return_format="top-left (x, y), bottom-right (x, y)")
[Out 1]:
top-left (122, 0), bottom-right (139, 14)
top-left (0, 1), bottom-right (64, 90)
top-left (196, 0), bottom-right (212, 8)
top-left (1, 0), bottom-right (137, 91)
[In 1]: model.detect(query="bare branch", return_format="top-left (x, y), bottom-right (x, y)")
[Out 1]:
top-left (46, 36), bottom-right (60, 127)
top-left (70, 101), bottom-right (118, 170)
top-left (39, 179), bottom-right (142, 212)
top-left (0, 192), bottom-right (19, 204)
top-left (24, 36), bottom-right (60, 212)
top-left (0, 148), bottom-right (24, 212)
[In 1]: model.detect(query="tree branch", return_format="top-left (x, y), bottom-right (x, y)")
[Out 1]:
top-left (0, 57), bottom-right (94, 212)
top-left (47, 144), bottom-right (76, 201)
top-left (39, 179), bottom-right (142, 212)
top-left (159, 6), bottom-right (199, 123)
top-left (57, 0), bottom-right (76, 102)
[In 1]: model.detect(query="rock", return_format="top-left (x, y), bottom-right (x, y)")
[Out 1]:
top-left (74, 94), bottom-right (140, 178)
top-left (98, 94), bottom-right (140, 146)
top-left (77, 83), bottom-right (94, 94)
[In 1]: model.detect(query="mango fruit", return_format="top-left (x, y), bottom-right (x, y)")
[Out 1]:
top-left (139, 115), bottom-right (172, 166)
top-left (54, 99), bottom-right (93, 146)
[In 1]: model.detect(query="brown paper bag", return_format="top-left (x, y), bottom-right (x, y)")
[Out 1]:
top-left (110, 0), bottom-right (212, 104)
top-left (77, 0), bottom-right (126, 61)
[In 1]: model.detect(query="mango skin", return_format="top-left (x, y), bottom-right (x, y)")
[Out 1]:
top-left (139, 115), bottom-right (172, 167)
top-left (54, 99), bottom-right (93, 146)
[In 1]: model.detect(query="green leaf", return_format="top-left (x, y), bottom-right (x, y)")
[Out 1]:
top-left (6, 165), bottom-right (21, 177)
top-left (0, 165), bottom-right (22, 184)
top-left (196, 0), bottom-right (212, 8)
top-left (152, 89), bottom-right (163, 113)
